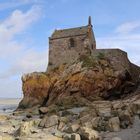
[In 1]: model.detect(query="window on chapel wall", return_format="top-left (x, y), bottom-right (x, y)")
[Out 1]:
top-left (69, 38), bottom-right (75, 48)
top-left (91, 44), bottom-right (94, 50)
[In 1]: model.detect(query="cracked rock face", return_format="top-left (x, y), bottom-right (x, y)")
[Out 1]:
top-left (18, 73), bottom-right (51, 109)
top-left (18, 51), bottom-right (140, 109)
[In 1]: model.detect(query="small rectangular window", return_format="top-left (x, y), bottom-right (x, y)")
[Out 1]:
top-left (70, 38), bottom-right (75, 47)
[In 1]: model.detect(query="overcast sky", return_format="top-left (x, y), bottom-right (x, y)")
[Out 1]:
top-left (0, 0), bottom-right (140, 98)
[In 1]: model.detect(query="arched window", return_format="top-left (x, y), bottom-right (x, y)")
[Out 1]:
top-left (69, 38), bottom-right (75, 48)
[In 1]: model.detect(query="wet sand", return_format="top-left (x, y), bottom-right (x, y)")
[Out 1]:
top-left (103, 116), bottom-right (140, 140)
top-left (0, 98), bottom-right (21, 105)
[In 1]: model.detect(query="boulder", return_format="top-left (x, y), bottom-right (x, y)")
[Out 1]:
top-left (39, 115), bottom-right (59, 128)
top-left (112, 101), bottom-right (125, 110)
top-left (91, 117), bottom-right (101, 130)
top-left (39, 107), bottom-right (49, 114)
top-left (64, 124), bottom-right (80, 133)
top-left (79, 107), bottom-right (97, 118)
top-left (80, 117), bottom-right (100, 130)
top-left (71, 133), bottom-right (81, 140)
top-left (18, 121), bottom-right (34, 136)
top-left (108, 117), bottom-right (120, 132)
top-left (131, 99), bottom-right (140, 115)
top-left (97, 118), bottom-right (108, 132)
top-left (63, 133), bottom-right (80, 140)
top-left (58, 117), bottom-right (69, 131)
top-left (58, 121), bottom-right (67, 132)
top-left (63, 134), bottom-right (71, 140)
top-left (79, 127), bottom-right (101, 140)
top-left (119, 109), bottom-right (133, 129)
top-left (18, 72), bottom-right (51, 109)
top-left (94, 101), bottom-right (112, 117)
top-left (80, 114), bottom-right (93, 125)
top-left (82, 121), bottom-right (93, 129)
top-left (52, 130), bottom-right (64, 138)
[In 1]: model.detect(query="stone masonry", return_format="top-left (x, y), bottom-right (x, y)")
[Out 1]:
top-left (47, 16), bottom-right (96, 71)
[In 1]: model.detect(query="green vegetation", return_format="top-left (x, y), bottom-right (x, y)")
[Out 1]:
top-left (79, 55), bottom-right (96, 68)
top-left (79, 52), bottom-right (106, 68)
top-left (96, 52), bottom-right (105, 59)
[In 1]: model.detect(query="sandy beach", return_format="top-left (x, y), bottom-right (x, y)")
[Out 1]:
top-left (0, 98), bottom-right (21, 114)
top-left (0, 98), bottom-right (21, 105)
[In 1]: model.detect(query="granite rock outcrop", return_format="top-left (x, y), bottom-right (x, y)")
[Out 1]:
top-left (18, 49), bottom-right (140, 109)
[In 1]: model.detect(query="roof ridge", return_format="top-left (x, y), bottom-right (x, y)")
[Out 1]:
top-left (55, 25), bottom-right (88, 32)
top-left (50, 25), bottom-right (90, 39)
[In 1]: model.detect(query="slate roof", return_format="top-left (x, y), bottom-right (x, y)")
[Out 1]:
top-left (50, 25), bottom-right (89, 39)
